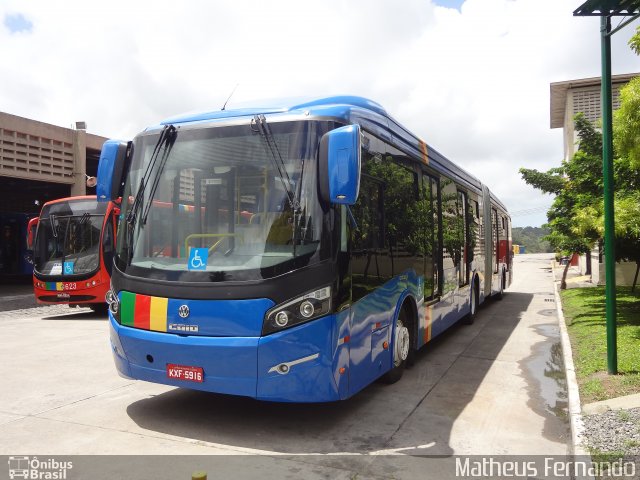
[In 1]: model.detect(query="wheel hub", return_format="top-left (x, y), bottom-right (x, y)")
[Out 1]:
top-left (394, 318), bottom-right (410, 367)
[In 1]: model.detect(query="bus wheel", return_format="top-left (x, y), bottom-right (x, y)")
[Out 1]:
top-left (382, 307), bottom-right (411, 384)
top-left (463, 280), bottom-right (479, 325)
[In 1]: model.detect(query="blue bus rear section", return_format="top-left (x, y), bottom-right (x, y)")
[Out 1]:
top-left (102, 95), bottom-right (512, 402)
top-left (0, 212), bottom-right (37, 278)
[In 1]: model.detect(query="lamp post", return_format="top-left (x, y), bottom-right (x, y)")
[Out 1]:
top-left (600, 14), bottom-right (617, 374)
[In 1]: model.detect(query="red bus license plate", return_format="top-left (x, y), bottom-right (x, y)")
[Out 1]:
top-left (166, 364), bottom-right (204, 383)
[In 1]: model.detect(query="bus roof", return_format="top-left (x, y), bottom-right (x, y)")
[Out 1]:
top-left (158, 96), bottom-right (496, 207)
top-left (42, 195), bottom-right (97, 207)
top-left (39, 196), bottom-right (106, 218)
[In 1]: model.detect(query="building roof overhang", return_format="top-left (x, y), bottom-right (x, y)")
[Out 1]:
top-left (550, 73), bottom-right (639, 128)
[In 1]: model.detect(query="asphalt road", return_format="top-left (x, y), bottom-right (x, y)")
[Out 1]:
top-left (0, 254), bottom-right (569, 479)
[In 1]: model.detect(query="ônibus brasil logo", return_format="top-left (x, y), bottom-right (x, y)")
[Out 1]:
top-left (8, 456), bottom-right (73, 479)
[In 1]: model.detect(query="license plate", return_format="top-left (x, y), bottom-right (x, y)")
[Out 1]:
top-left (166, 364), bottom-right (204, 383)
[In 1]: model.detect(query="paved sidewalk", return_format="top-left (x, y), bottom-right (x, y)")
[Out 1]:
top-left (583, 393), bottom-right (640, 414)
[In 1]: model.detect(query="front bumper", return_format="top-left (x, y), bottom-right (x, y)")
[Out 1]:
top-left (34, 282), bottom-right (108, 305)
top-left (109, 311), bottom-right (350, 402)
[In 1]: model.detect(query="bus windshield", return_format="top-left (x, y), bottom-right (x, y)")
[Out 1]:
top-left (115, 120), bottom-right (331, 282)
top-left (34, 199), bottom-right (107, 276)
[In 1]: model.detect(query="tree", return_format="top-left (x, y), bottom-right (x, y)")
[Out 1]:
top-left (512, 226), bottom-right (552, 253)
top-left (614, 76), bottom-right (640, 170)
top-left (614, 27), bottom-right (640, 290)
top-left (628, 25), bottom-right (640, 56)
top-left (603, 26), bottom-right (640, 290)
top-left (603, 55), bottom-right (640, 290)
top-left (523, 24), bottom-right (640, 290)
top-left (522, 27), bottom-right (640, 291)
top-left (520, 114), bottom-right (602, 289)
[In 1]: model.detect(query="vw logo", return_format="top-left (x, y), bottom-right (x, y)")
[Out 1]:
top-left (178, 305), bottom-right (190, 319)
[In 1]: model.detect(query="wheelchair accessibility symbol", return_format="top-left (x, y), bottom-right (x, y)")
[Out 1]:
top-left (188, 248), bottom-right (208, 271)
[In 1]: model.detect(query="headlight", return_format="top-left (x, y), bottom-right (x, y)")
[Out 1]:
top-left (262, 286), bottom-right (332, 335)
top-left (274, 311), bottom-right (290, 327)
top-left (299, 300), bottom-right (315, 318)
top-left (105, 284), bottom-right (120, 320)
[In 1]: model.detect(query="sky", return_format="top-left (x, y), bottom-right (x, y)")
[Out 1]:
top-left (1, 0), bottom-right (639, 227)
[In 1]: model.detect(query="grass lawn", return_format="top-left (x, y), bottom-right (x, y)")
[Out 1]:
top-left (560, 286), bottom-right (640, 404)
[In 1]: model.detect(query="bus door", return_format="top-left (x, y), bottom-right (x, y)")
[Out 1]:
top-left (505, 215), bottom-right (512, 275)
top-left (457, 191), bottom-right (469, 287)
top-left (349, 172), bottom-right (386, 394)
top-left (492, 207), bottom-right (499, 276)
top-left (501, 214), bottom-right (511, 272)
top-left (26, 217), bottom-right (39, 268)
top-left (349, 143), bottom-right (420, 393)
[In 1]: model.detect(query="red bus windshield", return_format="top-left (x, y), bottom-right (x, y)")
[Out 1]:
top-left (33, 198), bottom-right (108, 277)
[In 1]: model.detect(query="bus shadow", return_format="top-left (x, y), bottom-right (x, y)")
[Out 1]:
top-left (0, 283), bottom-right (37, 311)
top-left (0, 298), bottom-right (38, 312)
top-left (126, 292), bottom-right (539, 457)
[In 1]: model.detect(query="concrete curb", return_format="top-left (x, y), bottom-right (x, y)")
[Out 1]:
top-left (551, 263), bottom-right (593, 470)
top-left (583, 392), bottom-right (640, 415)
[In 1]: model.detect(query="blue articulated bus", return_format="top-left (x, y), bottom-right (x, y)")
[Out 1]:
top-left (98, 96), bottom-right (512, 402)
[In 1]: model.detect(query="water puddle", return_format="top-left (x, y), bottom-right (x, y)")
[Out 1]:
top-left (519, 323), bottom-right (570, 443)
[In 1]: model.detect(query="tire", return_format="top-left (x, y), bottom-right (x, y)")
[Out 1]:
top-left (463, 280), bottom-right (478, 325)
top-left (382, 306), bottom-right (412, 384)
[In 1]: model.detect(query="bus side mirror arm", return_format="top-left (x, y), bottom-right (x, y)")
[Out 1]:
top-left (319, 125), bottom-right (361, 206)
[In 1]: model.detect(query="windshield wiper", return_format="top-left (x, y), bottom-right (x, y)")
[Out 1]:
top-left (252, 115), bottom-right (301, 251)
top-left (252, 115), bottom-right (300, 213)
top-left (141, 126), bottom-right (178, 226)
top-left (126, 125), bottom-right (178, 228)
top-left (123, 125), bottom-right (177, 265)
top-left (49, 214), bottom-right (58, 238)
top-left (79, 212), bottom-right (91, 226)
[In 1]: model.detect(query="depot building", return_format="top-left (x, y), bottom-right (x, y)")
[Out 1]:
top-left (0, 111), bottom-right (108, 278)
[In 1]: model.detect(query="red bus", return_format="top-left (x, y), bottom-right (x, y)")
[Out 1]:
top-left (31, 196), bottom-right (118, 311)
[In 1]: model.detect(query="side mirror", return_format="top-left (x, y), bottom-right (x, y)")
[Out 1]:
top-left (97, 140), bottom-right (130, 202)
top-left (26, 217), bottom-right (38, 250)
top-left (319, 125), bottom-right (361, 205)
